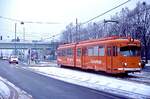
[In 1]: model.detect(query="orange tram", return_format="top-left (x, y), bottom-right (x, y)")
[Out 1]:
top-left (57, 36), bottom-right (142, 74)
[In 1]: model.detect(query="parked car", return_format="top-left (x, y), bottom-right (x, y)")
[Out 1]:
top-left (9, 55), bottom-right (18, 64)
top-left (2, 56), bottom-right (9, 60)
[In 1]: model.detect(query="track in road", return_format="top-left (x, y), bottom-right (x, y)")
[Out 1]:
top-left (0, 60), bottom-right (127, 99)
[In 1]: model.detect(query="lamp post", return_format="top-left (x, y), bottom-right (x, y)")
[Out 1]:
top-left (14, 22), bottom-right (26, 61)
top-left (76, 18), bottom-right (78, 42)
top-left (21, 21), bottom-right (25, 41)
top-left (0, 36), bottom-right (2, 58)
top-left (14, 23), bottom-right (17, 55)
top-left (20, 21), bottom-right (26, 62)
top-left (142, 2), bottom-right (148, 64)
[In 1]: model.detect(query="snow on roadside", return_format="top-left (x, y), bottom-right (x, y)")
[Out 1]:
top-left (0, 76), bottom-right (33, 99)
top-left (0, 80), bottom-right (10, 99)
top-left (146, 64), bottom-right (150, 66)
top-left (31, 61), bottom-right (58, 67)
top-left (25, 66), bottom-right (150, 99)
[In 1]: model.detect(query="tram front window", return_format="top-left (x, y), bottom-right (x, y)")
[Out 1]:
top-left (120, 46), bottom-right (140, 56)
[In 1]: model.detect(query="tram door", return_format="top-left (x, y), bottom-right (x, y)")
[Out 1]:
top-left (76, 48), bottom-right (82, 68)
top-left (106, 46), bottom-right (113, 73)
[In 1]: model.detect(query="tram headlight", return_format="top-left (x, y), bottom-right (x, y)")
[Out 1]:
top-left (124, 63), bottom-right (127, 66)
top-left (138, 62), bottom-right (141, 66)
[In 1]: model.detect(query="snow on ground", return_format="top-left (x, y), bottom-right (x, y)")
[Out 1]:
top-left (29, 61), bottom-right (58, 67)
top-left (146, 64), bottom-right (150, 66)
top-left (0, 76), bottom-right (33, 99)
top-left (145, 60), bottom-right (150, 66)
top-left (24, 66), bottom-right (150, 99)
top-left (0, 80), bottom-right (10, 99)
top-left (127, 64), bottom-right (150, 85)
top-left (143, 63), bottom-right (150, 72)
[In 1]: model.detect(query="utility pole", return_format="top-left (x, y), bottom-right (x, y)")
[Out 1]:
top-left (143, 2), bottom-right (148, 64)
top-left (23, 27), bottom-right (25, 41)
top-left (76, 18), bottom-right (78, 42)
top-left (0, 36), bottom-right (2, 58)
top-left (21, 21), bottom-right (25, 62)
top-left (21, 21), bottom-right (25, 41)
top-left (15, 23), bottom-right (17, 55)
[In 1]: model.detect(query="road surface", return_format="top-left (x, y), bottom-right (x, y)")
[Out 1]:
top-left (0, 60), bottom-right (127, 99)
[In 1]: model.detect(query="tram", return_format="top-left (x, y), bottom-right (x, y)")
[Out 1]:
top-left (57, 36), bottom-right (141, 74)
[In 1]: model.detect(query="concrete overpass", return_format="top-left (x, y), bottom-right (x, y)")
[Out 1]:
top-left (0, 41), bottom-right (59, 49)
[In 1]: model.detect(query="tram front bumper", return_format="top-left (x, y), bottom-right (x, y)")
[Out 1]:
top-left (117, 68), bottom-right (141, 71)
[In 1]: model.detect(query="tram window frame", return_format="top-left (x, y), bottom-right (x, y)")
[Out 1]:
top-left (107, 47), bottom-right (112, 56)
top-left (77, 48), bottom-right (81, 57)
top-left (99, 46), bottom-right (105, 56)
top-left (112, 46), bottom-right (118, 56)
top-left (82, 47), bottom-right (87, 56)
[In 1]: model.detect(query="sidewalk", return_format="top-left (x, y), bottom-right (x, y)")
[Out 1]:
top-left (0, 76), bottom-right (32, 99)
top-left (28, 60), bottom-right (58, 67)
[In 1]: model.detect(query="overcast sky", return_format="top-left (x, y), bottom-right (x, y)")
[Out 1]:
top-left (0, 0), bottom-right (148, 41)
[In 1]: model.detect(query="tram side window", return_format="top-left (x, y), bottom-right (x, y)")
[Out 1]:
top-left (62, 50), bottom-right (66, 56)
top-left (67, 48), bottom-right (73, 57)
top-left (88, 47), bottom-right (93, 56)
top-left (57, 50), bottom-right (62, 56)
top-left (67, 49), bottom-right (69, 56)
top-left (70, 49), bottom-right (73, 56)
top-left (99, 46), bottom-right (105, 56)
top-left (93, 46), bottom-right (99, 56)
top-left (77, 48), bottom-right (81, 56)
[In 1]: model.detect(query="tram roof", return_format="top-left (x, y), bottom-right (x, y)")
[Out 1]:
top-left (58, 36), bottom-right (140, 49)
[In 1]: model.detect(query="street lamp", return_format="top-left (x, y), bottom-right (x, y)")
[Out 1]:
top-left (21, 21), bottom-right (25, 41)
top-left (14, 22), bottom-right (26, 60)
top-left (14, 23), bottom-right (17, 55)
top-left (20, 21), bottom-right (26, 62)
top-left (142, 2), bottom-right (148, 64)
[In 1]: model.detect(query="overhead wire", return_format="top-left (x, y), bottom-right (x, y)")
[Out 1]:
top-left (81, 0), bottom-right (131, 25)
top-left (0, 16), bottom-right (20, 22)
top-left (0, 15), bottom-right (60, 24)
top-left (0, 0), bottom-right (132, 40)
top-left (48, 0), bottom-right (132, 40)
